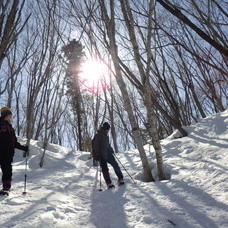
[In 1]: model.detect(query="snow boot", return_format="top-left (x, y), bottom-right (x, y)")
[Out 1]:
top-left (107, 183), bottom-right (115, 189)
top-left (0, 189), bottom-right (9, 196)
top-left (2, 181), bottom-right (11, 191)
top-left (118, 179), bottom-right (125, 185)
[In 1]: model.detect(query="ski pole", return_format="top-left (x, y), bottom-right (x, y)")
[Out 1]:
top-left (99, 160), bottom-right (103, 191)
top-left (113, 153), bottom-right (136, 184)
top-left (22, 150), bottom-right (29, 195)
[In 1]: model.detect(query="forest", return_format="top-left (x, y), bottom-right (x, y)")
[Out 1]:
top-left (0, 0), bottom-right (227, 181)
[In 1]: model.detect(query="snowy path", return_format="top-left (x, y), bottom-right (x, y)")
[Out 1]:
top-left (1, 153), bottom-right (227, 228)
top-left (0, 111), bottom-right (228, 228)
top-left (1, 155), bottom-right (178, 228)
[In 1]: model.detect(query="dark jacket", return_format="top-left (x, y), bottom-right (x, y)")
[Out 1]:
top-left (0, 117), bottom-right (25, 160)
top-left (92, 129), bottom-right (114, 161)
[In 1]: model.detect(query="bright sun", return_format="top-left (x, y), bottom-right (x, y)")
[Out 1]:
top-left (79, 59), bottom-right (112, 93)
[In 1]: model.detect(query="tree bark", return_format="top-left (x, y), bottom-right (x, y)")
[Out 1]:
top-left (119, 0), bottom-right (166, 180)
top-left (100, 0), bottom-right (154, 182)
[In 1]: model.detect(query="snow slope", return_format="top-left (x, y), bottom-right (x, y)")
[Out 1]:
top-left (0, 111), bottom-right (227, 228)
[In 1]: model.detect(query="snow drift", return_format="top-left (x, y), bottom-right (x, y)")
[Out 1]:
top-left (0, 110), bottom-right (227, 228)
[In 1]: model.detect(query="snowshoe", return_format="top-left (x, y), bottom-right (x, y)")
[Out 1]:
top-left (118, 179), bottom-right (125, 186)
top-left (107, 183), bottom-right (115, 189)
top-left (0, 190), bottom-right (9, 196)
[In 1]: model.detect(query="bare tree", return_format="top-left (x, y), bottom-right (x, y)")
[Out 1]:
top-left (156, 0), bottom-right (228, 58)
top-left (0, 0), bottom-right (30, 94)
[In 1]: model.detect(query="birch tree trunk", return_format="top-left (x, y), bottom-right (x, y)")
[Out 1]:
top-left (119, 0), bottom-right (166, 180)
top-left (144, 85), bottom-right (166, 180)
top-left (100, 0), bottom-right (154, 182)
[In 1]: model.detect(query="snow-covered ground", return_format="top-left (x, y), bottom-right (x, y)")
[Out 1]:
top-left (0, 111), bottom-right (227, 228)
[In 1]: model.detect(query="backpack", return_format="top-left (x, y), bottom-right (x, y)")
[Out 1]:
top-left (91, 134), bottom-right (97, 156)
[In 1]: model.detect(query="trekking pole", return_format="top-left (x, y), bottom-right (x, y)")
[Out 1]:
top-left (113, 153), bottom-right (136, 184)
top-left (98, 160), bottom-right (103, 191)
top-left (22, 150), bottom-right (29, 195)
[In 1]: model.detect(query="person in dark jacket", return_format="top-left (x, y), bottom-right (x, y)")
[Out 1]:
top-left (92, 122), bottom-right (124, 189)
top-left (0, 107), bottom-right (28, 192)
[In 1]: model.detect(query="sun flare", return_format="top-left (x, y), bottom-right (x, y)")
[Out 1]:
top-left (79, 59), bottom-right (112, 93)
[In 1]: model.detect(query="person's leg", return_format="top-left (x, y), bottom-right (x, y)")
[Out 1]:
top-left (100, 159), bottom-right (112, 185)
top-left (107, 153), bottom-right (123, 180)
top-left (1, 159), bottom-right (12, 191)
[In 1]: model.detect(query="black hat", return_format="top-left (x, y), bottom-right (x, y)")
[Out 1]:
top-left (102, 122), bottom-right (111, 130)
top-left (1, 107), bottom-right (12, 118)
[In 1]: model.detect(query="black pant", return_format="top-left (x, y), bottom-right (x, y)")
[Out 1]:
top-left (100, 153), bottom-right (123, 185)
top-left (0, 157), bottom-right (13, 188)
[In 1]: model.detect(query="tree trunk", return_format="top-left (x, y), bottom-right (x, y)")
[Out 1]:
top-left (100, 0), bottom-right (154, 181)
top-left (189, 83), bottom-right (206, 118)
top-left (113, 62), bottom-right (154, 181)
top-left (144, 84), bottom-right (166, 180)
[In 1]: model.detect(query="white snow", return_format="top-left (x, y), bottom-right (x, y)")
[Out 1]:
top-left (0, 110), bottom-right (228, 228)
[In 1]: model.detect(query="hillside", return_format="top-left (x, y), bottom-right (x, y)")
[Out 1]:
top-left (0, 111), bottom-right (227, 228)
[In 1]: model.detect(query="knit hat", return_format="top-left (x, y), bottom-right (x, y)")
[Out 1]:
top-left (1, 107), bottom-right (12, 118)
top-left (102, 122), bottom-right (111, 130)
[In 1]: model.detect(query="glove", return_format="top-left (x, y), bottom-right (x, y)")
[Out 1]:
top-left (24, 145), bottom-right (29, 152)
top-left (23, 145), bottom-right (29, 157)
top-left (109, 146), bottom-right (115, 154)
top-left (94, 155), bottom-right (101, 162)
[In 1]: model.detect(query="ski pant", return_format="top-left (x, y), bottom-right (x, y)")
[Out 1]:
top-left (0, 157), bottom-right (13, 189)
top-left (100, 153), bottom-right (123, 185)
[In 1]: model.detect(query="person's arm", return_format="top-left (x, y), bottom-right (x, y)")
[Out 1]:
top-left (99, 133), bottom-right (109, 157)
top-left (108, 145), bottom-right (115, 154)
top-left (13, 133), bottom-right (28, 152)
